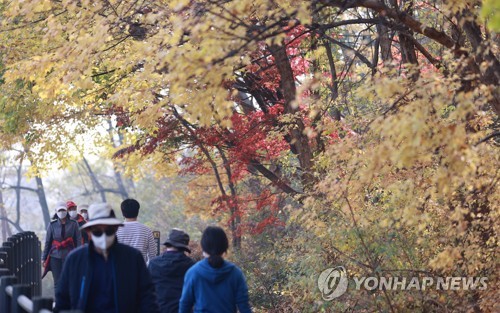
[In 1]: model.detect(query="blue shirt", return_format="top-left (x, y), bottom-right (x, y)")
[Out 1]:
top-left (88, 252), bottom-right (116, 313)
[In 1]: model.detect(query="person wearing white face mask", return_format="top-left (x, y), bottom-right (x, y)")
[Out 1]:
top-left (66, 200), bottom-right (88, 244)
top-left (54, 203), bottom-right (160, 313)
top-left (79, 204), bottom-right (89, 221)
top-left (42, 201), bottom-right (82, 293)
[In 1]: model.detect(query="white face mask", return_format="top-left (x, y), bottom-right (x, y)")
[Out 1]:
top-left (92, 233), bottom-right (116, 251)
top-left (81, 213), bottom-right (88, 220)
top-left (68, 211), bottom-right (78, 219)
top-left (57, 211), bottom-right (67, 219)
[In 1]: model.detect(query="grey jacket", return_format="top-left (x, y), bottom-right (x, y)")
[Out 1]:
top-left (42, 218), bottom-right (82, 261)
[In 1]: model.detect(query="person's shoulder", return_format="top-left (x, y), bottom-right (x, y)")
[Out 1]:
top-left (183, 263), bottom-right (197, 281)
top-left (66, 245), bottom-right (88, 261)
top-left (180, 254), bottom-right (196, 267)
top-left (115, 242), bottom-right (143, 256)
top-left (148, 254), bottom-right (160, 264)
top-left (181, 253), bottom-right (196, 262)
top-left (68, 219), bottom-right (79, 226)
top-left (147, 253), bottom-right (166, 268)
top-left (137, 222), bottom-right (153, 231)
top-left (129, 222), bottom-right (154, 234)
top-left (121, 221), bottom-right (149, 229)
top-left (223, 261), bottom-right (246, 277)
top-left (185, 259), bottom-right (203, 273)
top-left (222, 259), bottom-right (238, 268)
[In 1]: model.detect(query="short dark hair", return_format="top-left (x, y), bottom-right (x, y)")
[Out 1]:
top-left (120, 199), bottom-right (140, 218)
top-left (201, 226), bottom-right (229, 268)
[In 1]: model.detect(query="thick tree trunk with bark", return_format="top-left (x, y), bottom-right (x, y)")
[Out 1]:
top-left (270, 44), bottom-right (315, 188)
top-left (376, 21), bottom-right (393, 62)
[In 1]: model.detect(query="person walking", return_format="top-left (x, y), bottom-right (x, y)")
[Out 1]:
top-left (179, 226), bottom-right (252, 313)
top-left (148, 229), bottom-right (195, 313)
top-left (116, 198), bottom-right (157, 263)
top-left (42, 201), bottom-right (82, 291)
top-left (67, 200), bottom-right (89, 244)
top-left (79, 204), bottom-right (89, 221)
top-left (54, 203), bottom-right (160, 313)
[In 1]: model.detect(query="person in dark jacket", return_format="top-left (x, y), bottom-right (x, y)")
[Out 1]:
top-left (67, 200), bottom-right (89, 244)
top-left (148, 229), bottom-right (195, 313)
top-left (54, 203), bottom-right (160, 313)
top-left (179, 226), bottom-right (252, 313)
top-left (42, 201), bottom-right (82, 292)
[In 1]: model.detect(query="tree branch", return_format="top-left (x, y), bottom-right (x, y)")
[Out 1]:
top-left (248, 159), bottom-right (301, 195)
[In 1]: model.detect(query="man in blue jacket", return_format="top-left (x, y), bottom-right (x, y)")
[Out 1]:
top-left (54, 203), bottom-right (160, 313)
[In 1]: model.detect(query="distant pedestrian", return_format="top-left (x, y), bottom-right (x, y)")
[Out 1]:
top-left (148, 229), bottom-right (195, 313)
top-left (116, 199), bottom-right (157, 263)
top-left (79, 204), bottom-right (89, 221)
top-left (54, 203), bottom-right (160, 313)
top-left (42, 201), bottom-right (82, 292)
top-left (179, 226), bottom-right (252, 313)
top-left (67, 200), bottom-right (88, 244)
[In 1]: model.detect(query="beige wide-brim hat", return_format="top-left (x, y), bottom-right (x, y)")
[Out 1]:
top-left (80, 203), bottom-right (123, 230)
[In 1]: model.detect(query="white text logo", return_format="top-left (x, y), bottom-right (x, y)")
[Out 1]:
top-left (317, 266), bottom-right (348, 300)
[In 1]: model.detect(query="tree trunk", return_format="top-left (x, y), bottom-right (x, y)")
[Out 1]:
top-left (376, 21), bottom-right (393, 62)
top-left (83, 157), bottom-right (107, 202)
top-left (0, 190), bottom-right (13, 242)
top-left (35, 176), bottom-right (51, 229)
top-left (108, 121), bottom-right (131, 199)
top-left (270, 44), bottom-right (315, 188)
top-left (217, 147), bottom-right (241, 250)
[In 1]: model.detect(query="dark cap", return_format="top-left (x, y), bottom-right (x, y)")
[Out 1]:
top-left (163, 229), bottom-right (191, 253)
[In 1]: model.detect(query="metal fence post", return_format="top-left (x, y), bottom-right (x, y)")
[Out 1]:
top-left (8, 235), bottom-right (20, 277)
top-left (24, 232), bottom-right (39, 296)
top-left (21, 233), bottom-right (28, 286)
top-left (0, 276), bottom-right (17, 313)
top-left (1, 243), bottom-right (13, 275)
top-left (0, 251), bottom-right (7, 269)
top-left (32, 296), bottom-right (54, 313)
top-left (0, 268), bottom-right (9, 278)
top-left (11, 284), bottom-right (31, 313)
top-left (36, 237), bottom-right (42, 296)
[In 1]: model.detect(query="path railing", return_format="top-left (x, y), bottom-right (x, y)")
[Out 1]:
top-left (0, 231), bottom-right (54, 313)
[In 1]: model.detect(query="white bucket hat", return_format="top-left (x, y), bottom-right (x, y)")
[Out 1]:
top-left (80, 203), bottom-right (123, 229)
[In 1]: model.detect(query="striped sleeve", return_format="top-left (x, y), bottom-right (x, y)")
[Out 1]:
top-left (147, 229), bottom-right (157, 262)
